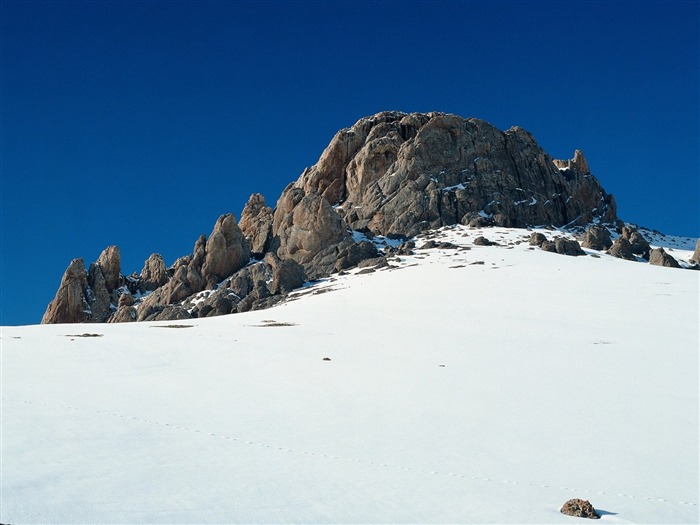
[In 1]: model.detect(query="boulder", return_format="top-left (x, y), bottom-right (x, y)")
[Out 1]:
top-left (358, 256), bottom-right (388, 269)
top-left (264, 253), bottom-right (307, 294)
top-left (540, 240), bottom-right (558, 253)
top-left (474, 236), bottom-right (496, 246)
top-left (41, 258), bottom-right (89, 324)
top-left (608, 237), bottom-right (635, 260)
top-left (622, 227), bottom-right (651, 259)
top-left (580, 225), bottom-right (612, 250)
top-left (555, 238), bottom-right (586, 256)
top-left (529, 232), bottom-right (547, 247)
top-left (239, 193), bottom-right (274, 257)
top-left (335, 241), bottom-right (379, 271)
top-left (560, 499), bottom-right (600, 519)
top-left (649, 247), bottom-right (681, 268)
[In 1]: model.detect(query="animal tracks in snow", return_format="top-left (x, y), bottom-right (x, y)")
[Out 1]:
top-left (7, 396), bottom-right (697, 509)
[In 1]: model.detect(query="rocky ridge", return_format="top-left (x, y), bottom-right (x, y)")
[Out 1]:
top-left (41, 111), bottom-right (696, 324)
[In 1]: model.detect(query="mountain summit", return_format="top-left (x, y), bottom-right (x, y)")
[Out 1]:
top-left (42, 111), bottom-right (654, 324)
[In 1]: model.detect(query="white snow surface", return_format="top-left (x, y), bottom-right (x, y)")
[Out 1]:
top-left (2, 226), bottom-right (699, 524)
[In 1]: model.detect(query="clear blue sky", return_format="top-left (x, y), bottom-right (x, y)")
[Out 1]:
top-left (1, 0), bottom-right (698, 326)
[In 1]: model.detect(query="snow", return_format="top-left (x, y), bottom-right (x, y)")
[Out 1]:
top-left (2, 226), bottom-right (698, 524)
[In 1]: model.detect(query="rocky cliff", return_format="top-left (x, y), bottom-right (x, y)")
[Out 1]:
top-left (42, 111), bottom-right (621, 324)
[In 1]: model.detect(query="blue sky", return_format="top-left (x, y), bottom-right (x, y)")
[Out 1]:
top-left (1, 0), bottom-right (698, 326)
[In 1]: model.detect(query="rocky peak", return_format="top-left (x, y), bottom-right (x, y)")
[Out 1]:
top-left (294, 111), bottom-right (616, 238)
top-left (41, 110), bottom-right (637, 325)
top-left (553, 149), bottom-right (590, 175)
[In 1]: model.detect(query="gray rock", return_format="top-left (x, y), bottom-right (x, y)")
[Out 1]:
top-left (239, 193), bottom-right (274, 257)
top-left (335, 241), bottom-right (379, 271)
top-left (87, 262), bottom-right (112, 322)
top-left (649, 247), bottom-right (681, 268)
top-left (529, 232), bottom-right (547, 246)
top-left (580, 225), bottom-right (612, 250)
top-left (608, 237), bottom-right (635, 260)
top-left (265, 253), bottom-right (307, 294)
top-left (560, 498), bottom-right (600, 519)
top-left (622, 227), bottom-right (651, 259)
top-left (555, 238), bottom-right (586, 256)
top-left (143, 305), bottom-right (192, 322)
top-left (473, 236), bottom-right (496, 246)
top-left (540, 240), bottom-right (558, 253)
top-left (358, 256), bottom-right (388, 269)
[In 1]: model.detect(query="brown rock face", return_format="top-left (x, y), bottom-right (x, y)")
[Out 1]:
top-left (295, 111), bottom-right (617, 238)
top-left (272, 186), bottom-right (353, 279)
top-left (140, 253), bottom-right (168, 292)
top-left (96, 245), bottom-right (121, 292)
top-left (560, 499), bottom-right (600, 519)
top-left (239, 193), bottom-right (274, 257)
top-left (41, 258), bottom-right (89, 324)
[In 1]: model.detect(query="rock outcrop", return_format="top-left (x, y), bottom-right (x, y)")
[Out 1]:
top-left (271, 187), bottom-right (353, 279)
top-left (140, 254), bottom-right (168, 292)
top-left (41, 110), bottom-right (634, 325)
top-left (295, 111), bottom-right (617, 238)
top-left (201, 214), bottom-right (251, 287)
top-left (239, 193), bottom-right (274, 257)
top-left (41, 258), bottom-right (89, 324)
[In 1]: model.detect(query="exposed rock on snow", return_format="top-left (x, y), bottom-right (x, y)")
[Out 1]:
top-left (554, 238), bottom-right (586, 256)
top-left (608, 237), bottom-right (635, 260)
top-left (580, 225), bottom-right (612, 250)
top-left (560, 498), bottom-right (600, 519)
top-left (41, 111), bottom-right (697, 325)
top-left (529, 232), bottom-right (547, 246)
top-left (649, 247), bottom-right (681, 268)
top-left (621, 226), bottom-right (651, 259)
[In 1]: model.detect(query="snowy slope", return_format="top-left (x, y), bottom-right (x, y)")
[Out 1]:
top-left (2, 226), bottom-right (698, 524)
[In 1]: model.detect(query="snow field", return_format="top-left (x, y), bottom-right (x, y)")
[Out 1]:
top-left (2, 226), bottom-right (698, 523)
